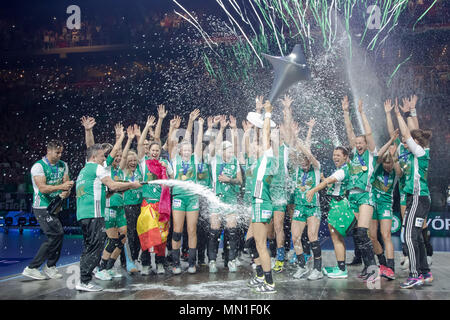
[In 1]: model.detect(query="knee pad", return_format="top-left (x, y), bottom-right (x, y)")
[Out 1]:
top-left (355, 227), bottom-right (370, 245)
top-left (209, 229), bottom-right (222, 241)
top-left (172, 232), bottom-right (183, 242)
top-left (310, 240), bottom-right (321, 257)
top-left (104, 238), bottom-right (117, 253)
top-left (227, 228), bottom-right (238, 239)
top-left (116, 234), bottom-right (126, 250)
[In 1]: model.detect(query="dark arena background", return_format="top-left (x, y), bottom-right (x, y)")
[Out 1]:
top-left (0, 0), bottom-right (449, 308)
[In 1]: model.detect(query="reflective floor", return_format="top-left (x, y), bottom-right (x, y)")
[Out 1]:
top-left (1, 228), bottom-right (450, 300)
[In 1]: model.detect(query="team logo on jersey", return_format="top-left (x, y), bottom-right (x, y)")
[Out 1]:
top-left (391, 215), bottom-right (401, 233)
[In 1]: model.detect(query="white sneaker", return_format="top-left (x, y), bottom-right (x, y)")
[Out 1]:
top-left (42, 265), bottom-right (63, 279)
top-left (228, 260), bottom-right (237, 273)
top-left (235, 257), bottom-right (243, 266)
top-left (75, 281), bottom-right (103, 292)
top-left (188, 266), bottom-right (197, 274)
top-left (427, 256), bottom-right (432, 266)
top-left (156, 263), bottom-right (165, 275)
top-left (307, 269), bottom-right (324, 281)
top-left (172, 265), bottom-right (182, 275)
top-left (209, 260), bottom-right (218, 273)
top-left (22, 267), bottom-right (47, 280)
top-left (141, 265), bottom-right (151, 276)
top-left (293, 266), bottom-right (309, 279)
top-left (108, 269), bottom-right (123, 278)
top-left (95, 269), bottom-right (112, 281)
top-left (401, 256), bottom-right (410, 271)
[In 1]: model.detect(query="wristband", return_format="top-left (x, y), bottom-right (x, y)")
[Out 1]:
top-left (410, 109), bottom-right (417, 117)
top-left (264, 112), bottom-right (272, 119)
top-left (404, 111), bottom-right (411, 118)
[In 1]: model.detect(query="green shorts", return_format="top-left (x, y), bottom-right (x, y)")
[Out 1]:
top-left (348, 190), bottom-right (374, 213)
top-left (270, 186), bottom-right (288, 212)
top-left (400, 191), bottom-right (407, 206)
top-left (292, 205), bottom-right (321, 222)
top-left (251, 200), bottom-right (273, 224)
top-left (373, 197), bottom-right (393, 220)
top-left (211, 194), bottom-right (238, 215)
top-left (327, 198), bottom-right (356, 237)
top-left (104, 207), bottom-right (127, 229)
top-left (172, 194), bottom-right (199, 212)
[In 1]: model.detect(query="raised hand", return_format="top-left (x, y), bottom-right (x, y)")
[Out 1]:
top-left (213, 115), bottom-right (221, 127)
top-left (126, 125), bottom-right (135, 139)
top-left (170, 115), bottom-right (181, 129)
top-left (158, 104), bottom-right (168, 119)
top-left (280, 94), bottom-right (293, 109)
top-left (197, 117), bottom-right (205, 127)
top-left (133, 124), bottom-right (141, 138)
top-left (400, 97), bottom-right (410, 113)
top-left (255, 95), bottom-right (264, 113)
top-left (81, 116), bottom-right (96, 130)
top-left (410, 94), bottom-right (418, 110)
top-left (242, 120), bottom-right (253, 133)
top-left (306, 118), bottom-right (316, 128)
top-left (229, 115), bottom-right (237, 129)
top-left (189, 109), bottom-right (201, 121)
top-left (342, 96), bottom-right (349, 112)
top-left (263, 100), bottom-right (273, 113)
top-left (207, 116), bottom-right (214, 129)
top-left (114, 123), bottom-right (124, 138)
top-left (219, 115), bottom-right (229, 129)
top-left (384, 99), bottom-right (393, 113)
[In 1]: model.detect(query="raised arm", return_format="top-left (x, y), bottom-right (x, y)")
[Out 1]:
top-left (214, 115), bottom-right (228, 157)
top-left (109, 123), bottom-right (125, 160)
top-left (168, 115), bottom-right (181, 160)
top-left (184, 109), bottom-right (200, 143)
top-left (81, 116), bottom-right (96, 148)
top-left (137, 115), bottom-right (156, 160)
top-left (229, 115), bottom-right (238, 158)
top-left (295, 137), bottom-right (320, 169)
top-left (262, 101), bottom-right (272, 151)
top-left (306, 175), bottom-right (338, 203)
top-left (120, 125), bottom-right (135, 170)
top-left (389, 145), bottom-right (403, 178)
top-left (384, 99), bottom-right (395, 138)
top-left (305, 118), bottom-right (316, 148)
top-left (358, 99), bottom-right (376, 152)
top-left (401, 95), bottom-right (419, 130)
top-left (376, 129), bottom-right (399, 164)
top-left (154, 104), bottom-right (168, 144)
top-left (342, 96), bottom-right (356, 149)
top-left (194, 117), bottom-right (204, 160)
top-left (394, 105), bottom-right (426, 158)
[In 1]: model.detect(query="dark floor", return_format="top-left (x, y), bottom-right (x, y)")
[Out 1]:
top-left (1, 228), bottom-right (450, 300)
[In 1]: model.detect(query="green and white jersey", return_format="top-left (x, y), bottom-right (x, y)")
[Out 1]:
top-left (327, 164), bottom-right (350, 197)
top-left (348, 148), bottom-right (377, 192)
top-left (104, 155), bottom-right (125, 208)
top-left (250, 148), bottom-right (278, 202)
top-left (372, 158), bottom-right (398, 202)
top-left (294, 164), bottom-right (321, 207)
top-left (270, 144), bottom-right (290, 188)
top-left (395, 138), bottom-right (410, 194)
top-left (195, 153), bottom-right (212, 188)
top-left (403, 140), bottom-right (430, 196)
top-left (76, 162), bottom-right (109, 220)
top-left (139, 155), bottom-right (172, 201)
top-left (211, 154), bottom-right (240, 198)
top-left (172, 154), bottom-right (196, 196)
top-left (123, 166), bottom-right (143, 205)
top-left (30, 157), bottom-right (69, 209)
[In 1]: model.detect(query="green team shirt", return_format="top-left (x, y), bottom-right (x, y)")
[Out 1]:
top-left (294, 164), bottom-right (321, 207)
top-left (105, 155), bottom-right (125, 208)
top-left (372, 157), bottom-right (398, 202)
top-left (123, 166), bottom-right (143, 205)
top-left (31, 158), bottom-right (69, 208)
top-left (172, 154), bottom-right (196, 196)
top-left (250, 148), bottom-right (278, 202)
top-left (270, 144), bottom-right (289, 188)
top-left (327, 164), bottom-right (350, 197)
top-left (243, 154), bottom-right (256, 203)
top-left (211, 154), bottom-right (240, 198)
top-left (139, 156), bottom-right (172, 201)
top-left (76, 162), bottom-right (109, 220)
top-left (348, 148), bottom-right (377, 192)
top-left (195, 154), bottom-right (211, 188)
top-left (404, 147), bottom-right (430, 196)
top-left (395, 138), bottom-right (410, 194)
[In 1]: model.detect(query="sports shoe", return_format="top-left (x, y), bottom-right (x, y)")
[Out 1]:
top-left (422, 272), bottom-right (433, 284)
top-left (156, 263), bottom-right (165, 275)
top-left (209, 260), bottom-right (218, 273)
top-left (357, 266), bottom-right (368, 279)
top-left (362, 266), bottom-right (380, 283)
top-left (108, 269), bottom-right (123, 278)
top-left (42, 265), bottom-right (63, 279)
top-left (75, 281), bottom-right (103, 292)
top-left (22, 267), bottom-right (47, 280)
top-left (188, 266), bottom-right (197, 274)
top-left (325, 266), bottom-right (348, 279)
top-left (400, 256), bottom-right (409, 271)
top-left (228, 260), bottom-right (237, 273)
top-left (380, 265), bottom-right (395, 280)
top-left (95, 269), bottom-right (112, 281)
top-left (126, 260), bottom-right (139, 274)
top-left (307, 269), bottom-right (324, 281)
top-left (293, 266), bottom-right (309, 279)
top-left (253, 281), bottom-right (276, 294)
top-left (247, 275), bottom-right (264, 287)
top-left (400, 277), bottom-right (424, 289)
top-left (427, 256), bottom-right (432, 266)
top-left (141, 265), bottom-right (151, 276)
top-left (288, 252), bottom-right (298, 264)
top-left (272, 260), bottom-right (284, 273)
top-left (347, 255), bottom-right (362, 266)
top-left (172, 265), bottom-right (182, 275)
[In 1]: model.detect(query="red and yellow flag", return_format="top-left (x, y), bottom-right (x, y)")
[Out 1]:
top-left (137, 199), bottom-right (169, 251)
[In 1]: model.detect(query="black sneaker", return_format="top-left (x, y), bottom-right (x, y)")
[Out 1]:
top-left (357, 266), bottom-right (368, 279)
